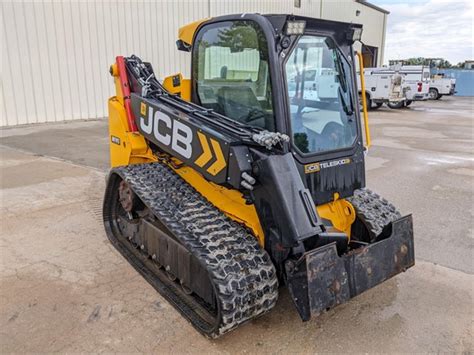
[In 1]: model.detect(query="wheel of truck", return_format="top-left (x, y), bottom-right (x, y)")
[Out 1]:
top-left (371, 102), bottom-right (383, 110)
top-left (387, 101), bottom-right (404, 109)
top-left (405, 100), bottom-right (412, 107)
top-left (429, 88), bottom-right (440, 100)
top-left (359, 92), bottom-right (371, 111)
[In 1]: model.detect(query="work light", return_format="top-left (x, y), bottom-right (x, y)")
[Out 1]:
top-left (286, 21), bottom-right (306, 35)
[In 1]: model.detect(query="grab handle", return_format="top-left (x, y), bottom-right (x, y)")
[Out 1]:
top-left (356, 51), bottom-right (371, 148)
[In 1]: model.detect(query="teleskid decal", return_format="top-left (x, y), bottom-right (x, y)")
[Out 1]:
top-left (304, 158), bottom-right (351, 174)
top-left (139, 102), bottom-right (226, 176)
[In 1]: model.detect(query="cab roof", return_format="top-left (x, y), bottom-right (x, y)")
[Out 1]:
top-left (177, 13), bottom-right (363, 49)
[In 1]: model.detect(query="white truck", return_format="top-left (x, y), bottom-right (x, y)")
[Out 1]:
top-left (396, 65), bottom-right (431, 106)
top-left (287, 68), bottom-right (339, 102)
top-left (357, 67), bottom-right (406, 109)
top-left (429, 74), bottom-right (456, 99)
top-left (360, 65), bottom-right (431, 108)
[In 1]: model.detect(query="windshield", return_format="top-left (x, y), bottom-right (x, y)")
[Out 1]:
top-left (285, 35), bottom-right (357, 154)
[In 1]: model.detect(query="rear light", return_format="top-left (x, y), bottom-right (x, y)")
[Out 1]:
top-left (417, 82), bottom-right (422, 92)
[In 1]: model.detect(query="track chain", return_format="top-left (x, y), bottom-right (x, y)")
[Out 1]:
top-left (348, 188), bottom-right (402, 241)
top-left (113, 162), bottom-right (278, 337)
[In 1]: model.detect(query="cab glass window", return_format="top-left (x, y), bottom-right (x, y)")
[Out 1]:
top-left (193, 21), bottom-right (275, 131)
top-left (285, 35), bottom-right (357, 154)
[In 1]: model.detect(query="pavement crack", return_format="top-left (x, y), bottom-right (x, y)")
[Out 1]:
top-left (8, 311), bottom-right (19, 322)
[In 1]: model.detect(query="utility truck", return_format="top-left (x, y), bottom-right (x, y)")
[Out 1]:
top-left (389, 65), bottom-right (430, 108)
top-left (429, 74), bottom-right (456, 99)
top-left (287, 68), bottom-right (339, 104)
top-left (362, 65), bottom-right (430, 108)
top-left (357, 67), bottom-right (406, 109)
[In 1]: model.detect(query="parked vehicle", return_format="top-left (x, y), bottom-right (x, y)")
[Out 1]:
top-left (398, 65), bottom-right (431, 106)
top-left (363, 65), bottom-right (430, 108)
top-left (429, 74), bottom-right (456, 99)
top-left (356, 68), bottom-right (406, 109)
top-left (287, 68), bottom-right (339, 103)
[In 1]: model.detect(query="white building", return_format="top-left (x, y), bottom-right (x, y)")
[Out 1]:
top-left (1, 0), bottom-right (388, 126)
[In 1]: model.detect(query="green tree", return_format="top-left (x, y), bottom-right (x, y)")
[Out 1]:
top-left (216, 24), bottom-right (259, 51)
top-left (389, 57), bottom-right (452, 68)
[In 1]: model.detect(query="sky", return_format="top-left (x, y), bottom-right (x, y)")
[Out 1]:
top-left (370, 0), bottom-right (473, 64)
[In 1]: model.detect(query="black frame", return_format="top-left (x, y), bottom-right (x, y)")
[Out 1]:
top-left (190, 14), bottom-right (290, 148)
top-left (190, 14), bottom-right (364, 164)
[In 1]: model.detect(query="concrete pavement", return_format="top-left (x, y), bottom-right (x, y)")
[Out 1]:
top-left (0, 97), bottom-right (472, 353)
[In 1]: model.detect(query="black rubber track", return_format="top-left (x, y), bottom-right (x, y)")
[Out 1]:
top-left (103, 162), bottom-right (279, 338)
top-left (348, 188), bottom-right (402, 242)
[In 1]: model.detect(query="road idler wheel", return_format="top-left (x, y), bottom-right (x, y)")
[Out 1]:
top-left (165, 266), bottom-right (177, 281)
top-left (181, 280), bottom-right (193, 295)
top-left (118, 180), bottom-right (135, 212)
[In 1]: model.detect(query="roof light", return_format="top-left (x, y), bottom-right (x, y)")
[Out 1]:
top-left (352, 27), bottom-right (363, 42)
top-left (286, 21), bottom-right (306, 35)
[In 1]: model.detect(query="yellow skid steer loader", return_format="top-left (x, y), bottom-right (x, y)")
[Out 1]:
top-left (103, 14), bottom-right (414, 338)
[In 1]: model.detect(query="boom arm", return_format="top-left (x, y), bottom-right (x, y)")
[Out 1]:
top-left (124, 56), bottom-right (289, 186)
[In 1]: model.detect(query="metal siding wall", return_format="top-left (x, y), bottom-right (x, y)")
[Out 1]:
top-left (1, 0), bottom-right (384, 126)
top-left (1, 0), bottom-right (207, 126)
top-left (209, 0), bottom-right (321, 18)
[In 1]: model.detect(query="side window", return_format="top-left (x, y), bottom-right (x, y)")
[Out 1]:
top-left (193, 21), bottom-right (275, 131)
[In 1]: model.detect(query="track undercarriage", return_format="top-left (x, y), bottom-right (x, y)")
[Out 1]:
top-left (103, 161), bottom-right (414, 337)
top-left (103, 162), bottom-right (279, 338)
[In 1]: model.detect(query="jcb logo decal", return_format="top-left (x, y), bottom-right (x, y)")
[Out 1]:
top-left (304, 162), bottom-right (320, 174)
top-left (140, 104), bottom-right (192, 159)
top-left (195, 132), bottom-right (226, 176)
top-left (139, 103), bottom-right (226, 176)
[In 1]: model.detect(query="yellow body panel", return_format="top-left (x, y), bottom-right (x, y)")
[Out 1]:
top-left (162, 73), bottom-right (183, 95)
top-left (162, 74), bottom-right (192, 102)
top-left (178, 18), bottom-right (209, 46)
top-left (181, 79), bottom-right (192, 102)
top-left (108, 98), bottom-right (156, 167)
top-left (316, 195), bottom-right (356, 238)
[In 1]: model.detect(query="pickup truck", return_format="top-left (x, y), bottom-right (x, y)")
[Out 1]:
top-left (429, 74), bottom-right (456, 99)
